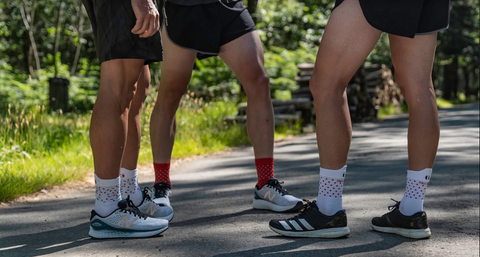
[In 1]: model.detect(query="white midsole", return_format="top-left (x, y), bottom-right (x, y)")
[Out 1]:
top-left (371, 225), bottom-right (431, 239)
top-left (89, 226), bottom-right (168, 239)
top-left (252, 199), bottom-right (299, 212)
top-left (270, 226), bottom-right (350, 238)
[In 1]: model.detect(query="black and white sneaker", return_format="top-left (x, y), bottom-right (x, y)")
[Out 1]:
top-left (153, 182), bottom-right (172, 207)
top-left (372, 199), bottom-right (431, 239)
top-left (253, 178), bottom-right (304, 212)
top-left (89, 196), bottom-right (169, 239)
top-left (269, 200), bottom-right (350, 238)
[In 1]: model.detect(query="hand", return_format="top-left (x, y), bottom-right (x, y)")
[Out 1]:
top-left (131, 0), bottom-right (160, 38)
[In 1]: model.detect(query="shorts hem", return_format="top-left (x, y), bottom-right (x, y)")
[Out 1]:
top-left (164, 26), bottom-right (220, 56)
top-left (220, 27), bottom-right (257, 47)
top-left (416, 25), bottom-right (449, 35)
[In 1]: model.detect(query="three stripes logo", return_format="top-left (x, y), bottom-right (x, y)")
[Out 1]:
top-left (278, 219), bottom-right (315, 231)
top-left (117, 216), bottom-right (138, 229)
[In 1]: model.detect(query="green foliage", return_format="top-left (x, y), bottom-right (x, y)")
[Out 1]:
top-left (257, 0), bottom-right (330, 50)
top-left (190, 58), bottom-right (240, 102)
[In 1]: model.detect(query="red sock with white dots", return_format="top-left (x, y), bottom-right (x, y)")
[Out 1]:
top-left (154, 162), bottom-right (171, 187)
top-left (399, 168), bottom-right (432, 216)
top-left (255, 158), bottom-right (275, 188)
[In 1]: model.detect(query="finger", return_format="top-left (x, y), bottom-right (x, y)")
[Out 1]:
top-left (154, 13), bottom-right (160, 34)
top-left (141, 15), bottom-right (157, 38)
top-left (136, 15), bottom-right (150, 35)
top-left (131, 17), bottom-right (145, 34)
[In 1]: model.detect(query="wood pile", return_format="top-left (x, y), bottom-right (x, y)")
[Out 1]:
top-left (224, 63), bottom-right (403, 127)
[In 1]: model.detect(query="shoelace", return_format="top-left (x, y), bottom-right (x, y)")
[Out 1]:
top-left (267, 180), bottom-right (290, 196)
top-left (387, 198), bottom-right (401, 212)
top-left (120, 196), bottom-right (147, 220)
top-left (154, 183), bottom-right (170, 198)
top-left (289, 200), bottom-right (315, 220)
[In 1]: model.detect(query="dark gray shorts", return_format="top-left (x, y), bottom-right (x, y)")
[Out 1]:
top-left (163, 0), bottom-right (257, 60)
top-left (82, 0), bottom-right (163, 64)
top-left (334, 0), bottom-right (451, 38)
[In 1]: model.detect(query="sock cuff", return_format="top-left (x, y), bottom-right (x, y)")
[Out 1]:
top-left (120, 167), bottom-right (138, 178)
top-left (255, 158), bottom-right (274, 166)
top-left (154, 162), bottom-right (170, 171)
top-left (407, 168), bottom-right (432, 183)
top-left (94, 173), bottom-right (120, 187)
top-left (320, 165), bottom-right (347, 180)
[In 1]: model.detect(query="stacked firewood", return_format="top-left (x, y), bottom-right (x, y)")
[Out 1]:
top-left (224, 63), bottom-right (403, 127)
top-left (292, 63), bottom-right (404, 122)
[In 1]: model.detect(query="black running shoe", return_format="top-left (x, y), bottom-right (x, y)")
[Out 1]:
top-left (372, 199), bottom-right (431, 239)
top-left (269, 200), bottom-right (350, 238)
top-left (153, 182), bottom-right (171, 207)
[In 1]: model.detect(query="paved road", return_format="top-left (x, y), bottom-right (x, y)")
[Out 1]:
top-left (1, 104), bottom-right (478, 257)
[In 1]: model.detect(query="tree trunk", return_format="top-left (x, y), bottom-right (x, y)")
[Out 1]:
top-left (442, 56), bottom-right (458, 100)
top-left (54, 1), bottom-right (64, 78)
top-left (19, 0), bottom-right (40, 76)
top-left (247, 0), bottom-right (259, 24)
top-left (71, 2), bottom-right (85, 76)
top-left (463, 66), bottom-right (470, 98)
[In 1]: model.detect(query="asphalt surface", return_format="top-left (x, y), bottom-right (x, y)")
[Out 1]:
top-left (1, 104), bottom-right (478, 257)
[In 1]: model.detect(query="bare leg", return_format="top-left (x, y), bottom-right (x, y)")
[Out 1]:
top-left (219, 31), bottom-right (274, 159)
top-left (90, 59), bottom-right (145, 179)
top-left (150, 27), bottom-right (197, 164)
top-left (389, 34), bottom-right (439, 170)
top-left (309, 0), bottom-right (382, 169)
top-left (122, 65), bottom-right (151, 170)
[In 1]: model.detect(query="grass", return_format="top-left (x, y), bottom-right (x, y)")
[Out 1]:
top-left (0, 91), bottom-right (302, 202)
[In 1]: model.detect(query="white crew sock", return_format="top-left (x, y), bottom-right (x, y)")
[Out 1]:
top-left (316, 165), bottom-right (347, 216)
top-left (399, 168), bottom-right (432, 216)
top-left (94, 174), bottom-right (122, 217)
top-left (120, 167), bottom-right (143, 206)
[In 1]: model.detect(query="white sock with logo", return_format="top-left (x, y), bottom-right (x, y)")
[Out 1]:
top-left (316, 165), bottom-right (347, 216)
top-left (399, 168), bottom-right (432, 216)
top-left (120, 167), bottom-right (143, 206)
top-left (94, 174), bottom-right (122, 217)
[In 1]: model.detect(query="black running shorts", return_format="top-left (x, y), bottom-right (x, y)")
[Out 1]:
top-left (82, 0), bottom-right (163, 64)
top-left (163, 0), bottom-right (257, 59)
top-left (334, 0), bottom-right (451, 38)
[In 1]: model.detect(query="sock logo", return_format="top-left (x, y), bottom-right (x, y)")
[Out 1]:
top-left (263, 191), bottom-right (276, 202)
top-left (425, 176), bottom-right (431, 181)
top-left (117, 216), bottom-right (137, 228)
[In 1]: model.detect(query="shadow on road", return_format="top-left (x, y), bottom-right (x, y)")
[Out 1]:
top-left (0, 104), bottom-right (478, 256)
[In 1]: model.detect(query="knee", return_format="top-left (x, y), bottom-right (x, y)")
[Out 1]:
top-left (244, 73), bottom-right (271, 100)
top-left (309, 74), bottom-right (348, 102)
top-left (395, 72), bottom-right (435, 107)
top-left (98, 80), bottom-right (136, 112)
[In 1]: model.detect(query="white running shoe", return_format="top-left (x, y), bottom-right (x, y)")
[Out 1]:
top-left (89, 197), bottom-right (169, 239)
top-left (137, 187), bottom-right (173, 221)
top-left (253, 178), bottom-right (304, 212)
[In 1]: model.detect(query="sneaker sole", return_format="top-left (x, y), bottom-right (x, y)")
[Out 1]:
top-left (270, 226), bottom-right (350, 238)
top-left (151, 213), bottom-right (174, 222)
top-left (252, 199), bottom-right (303, 213)
top-left (371, 225), bottom-right (431, 239)
top-left (89, 225), bottom-right (168, 239)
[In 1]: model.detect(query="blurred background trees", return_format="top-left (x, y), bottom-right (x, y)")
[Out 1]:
top-left (0, 0), bottom-right (478, 112)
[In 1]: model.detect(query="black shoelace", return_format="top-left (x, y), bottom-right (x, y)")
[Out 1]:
top-left (120, 196), bottom-right (147, 220)
top-left (155, 183), bottom-right (169, 198)
top-left (388, 199), bottom-right (401, 212)
top-left (267, 180), bottom-right (290, 196)
top-left (289, 200), bottom-right (315, 220)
